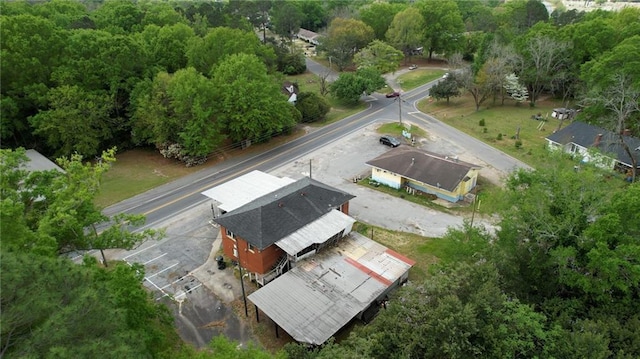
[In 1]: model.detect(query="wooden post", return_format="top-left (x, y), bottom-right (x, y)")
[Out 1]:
top-left (275, 322), bottom-right (279, 338)
top-left (255, 305), bottom-right (260, 323)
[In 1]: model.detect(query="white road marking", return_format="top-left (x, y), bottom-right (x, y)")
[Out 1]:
top-left (174, 284), bottom-right (202, 299)
top-left (143, 253), bottom-right (167, 265)
top-left (123, 241), bottom-right (161, 260)
top-left (159, 274), bottom-right (190, 290)
top-left (146, 263), bottom-right (178, 279)
top-left (144, 277), bottom-right (164, 292)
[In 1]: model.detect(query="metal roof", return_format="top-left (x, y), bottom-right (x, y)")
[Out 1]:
top-left (276, 210), bottom-right (356, 256)
top-left (23, 150), bottom-right (64, 173)
top-left (366, 147), bottom-right (481, 191)
top-left (248, 232), bottom-right (414, 345)
top-left (201, 170), bottom-right (295, 212)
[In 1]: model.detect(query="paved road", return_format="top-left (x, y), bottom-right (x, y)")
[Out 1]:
top-left (101, 59), bottom-right (530, 348)
top-left (105, 60), bottom-right (528, 232)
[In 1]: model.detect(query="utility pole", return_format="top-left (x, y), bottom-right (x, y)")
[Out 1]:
top-left (398, 95), bottom-right (402, 125)
top-left (238, 247), bottom-right (248, 317)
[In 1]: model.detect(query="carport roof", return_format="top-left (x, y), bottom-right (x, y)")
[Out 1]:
top-left (366, 147), bottom-right (481, 191)
top-left (248, 232), bottom-right (414, 345)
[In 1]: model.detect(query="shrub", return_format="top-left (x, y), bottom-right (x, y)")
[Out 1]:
top-left (483, 127), bottom-right (488, 133)
top-left (479, 119), bottom-right (486, 126)
top-left (515, 139), bottom-right (523, 149)
top-left (497, 133), bottom-right (503, 140)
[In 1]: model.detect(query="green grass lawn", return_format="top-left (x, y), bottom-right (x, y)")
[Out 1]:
top-left (397, 68), bottom-right (447, 90)
top-left (418, 94), bottom-right (576, 170)
top-left (377, 122), bottom-right (428, 139)
top-left (96, 148), bottom-right (202, 208)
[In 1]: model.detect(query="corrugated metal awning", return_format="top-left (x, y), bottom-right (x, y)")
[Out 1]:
top-left (276, 210), bottom-right (355, 256)
top-left (248, 233), bottom-right (414, 345)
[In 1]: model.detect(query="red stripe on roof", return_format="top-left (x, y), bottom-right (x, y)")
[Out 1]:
top-left (385, 249), bottom-right (416, 266)
top-left (344, 257), bottom-right (392, 286)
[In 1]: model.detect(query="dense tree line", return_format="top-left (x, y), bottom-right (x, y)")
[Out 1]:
top-left (0, 0), bottom-right (312, 164)
top-left (6, 0), bottom-right (636, 164)
top-left (0, 148), bottom-right (287, 358)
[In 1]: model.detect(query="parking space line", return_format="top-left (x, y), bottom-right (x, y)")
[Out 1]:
top-left (143, 253), bottom-right (167, 265)
top-left (123, 241), bottom-right (161, 260)
top-left (175, 284), bottom-right (202, 299)
top-left (146, 263), bottom-right (178, 279)
top-left (144, 277), bottom-right (165, 292)
top-left (159, 274), bottom-right (189, 290)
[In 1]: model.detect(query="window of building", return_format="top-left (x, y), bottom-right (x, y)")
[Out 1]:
top-left (248, 243), bottom-right (256, 252)
top-left (225, 229), bottom-right (236, 241)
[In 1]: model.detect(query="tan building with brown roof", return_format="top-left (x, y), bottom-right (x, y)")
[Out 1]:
top-left (366, 146), bottom-right (481, 203)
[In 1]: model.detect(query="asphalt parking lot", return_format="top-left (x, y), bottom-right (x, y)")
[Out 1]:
top-left (272, 121), bottom-right (500, 236)
top-left (106, 119), bottom-right (502, 348)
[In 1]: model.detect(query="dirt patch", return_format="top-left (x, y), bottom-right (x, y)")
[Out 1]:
top-left (202, 320), bottom-right (226, 329)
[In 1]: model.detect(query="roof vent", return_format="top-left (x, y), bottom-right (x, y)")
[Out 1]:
top-left (278, 202), bottom-right (284, 207)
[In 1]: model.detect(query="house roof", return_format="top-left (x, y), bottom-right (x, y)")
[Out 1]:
top-left (276, 210), bottom-right (356, 257)
top-left (248, 232), bottom-right (415, 345)
top-left (366, 147), bottom-right (481, 192)
top-left (297, 28), bottom-right (320, 43)
top-left (546, 121), bottom-right (640, 167)
top-left (201, 170), bottom-right (295, 213)
top-left (212, 176), bottom-right (355, 250)
top-left (23, 149), bottom-right (64, 173)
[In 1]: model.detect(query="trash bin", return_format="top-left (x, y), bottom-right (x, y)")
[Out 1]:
top-left (215, 255), bottom-right (226, 270)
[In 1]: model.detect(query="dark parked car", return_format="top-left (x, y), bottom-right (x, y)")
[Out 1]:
top-left (380, 135), bottom-right (401, 147)
top-left (385, 91), bottom-right (400, 98)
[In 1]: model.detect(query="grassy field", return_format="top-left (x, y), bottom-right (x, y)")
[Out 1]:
top-left (418, 94), bottom-right (575, 169)
top-left (95, 127), bottom-right (306, 207)
top-left (396, 68), bottom-right (447, 90)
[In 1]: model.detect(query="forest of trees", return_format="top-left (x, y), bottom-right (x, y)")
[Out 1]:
top-left (2, 0), bottom-right (638, 165)
top-left (2, 0), bottom-right (640, 358)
